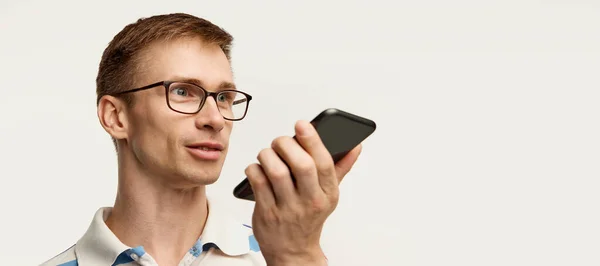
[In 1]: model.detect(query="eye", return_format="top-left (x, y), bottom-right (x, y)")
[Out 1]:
top-left (173, 87), bottom-right (188, 96)
top-left (217, 93), bottom-right (229, 102)
top-left (169, 83), bottom-right (198, 98)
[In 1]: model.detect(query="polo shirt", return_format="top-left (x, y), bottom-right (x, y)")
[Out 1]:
top-left (40, 200), bottom-right (266, 266)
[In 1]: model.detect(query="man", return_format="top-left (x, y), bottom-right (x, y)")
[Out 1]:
top-left (42, 12), bottom-right (362, 266)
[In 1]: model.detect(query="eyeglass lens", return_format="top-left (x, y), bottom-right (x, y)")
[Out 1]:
top-left (167, 82), bottom-right (248, 119)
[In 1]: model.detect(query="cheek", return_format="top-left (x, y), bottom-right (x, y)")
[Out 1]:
top-left (221, 122), bottom-right (233, 155)
top-left (129, 103), bottom-right (179, 151)
top-left (225, 121), bottom-right (233, 134)
top-left (223, 122), bottom-right (234, 144)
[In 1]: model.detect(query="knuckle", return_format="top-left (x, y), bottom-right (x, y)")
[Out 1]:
top-left (249, 174), bottom-right (264, 186)
top-left (271, 136), bottom-right (288, 149)
top-left (317, 160), bottom-right (335, 176)
top-left (329, 189), bottom-right (340, 203)
top-left (245, 165), bottom-right (265, 185)
top-left (321, 154), bottom-right (335, 167)
top-left (271, 136), bottom-right (294, 149)
top-left (307, 196), bottom-right (330, 214)
top-left (244, 164), bottom-right (255, 177)
top-left (268, 166), bottom-right (289, 182)
top-left (252, 178), bottom-right (267, 189)
top-left (295, 158), bottom-right (316, 176)
top-left (257, 148), bottom-right (272, 161)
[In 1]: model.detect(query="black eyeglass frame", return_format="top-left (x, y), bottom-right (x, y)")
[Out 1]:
top-left (114, 80), bottom-right (253, 121)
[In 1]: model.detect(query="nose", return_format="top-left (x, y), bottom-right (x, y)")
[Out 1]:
top-left (194, 96), bottom-right (225, 132)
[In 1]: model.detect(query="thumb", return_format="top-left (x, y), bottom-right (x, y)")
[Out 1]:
top-left (334, 144), bottom-right (363, 183)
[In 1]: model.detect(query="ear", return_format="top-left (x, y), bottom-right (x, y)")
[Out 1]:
top-left (97, 95), bottom-right (130, 141)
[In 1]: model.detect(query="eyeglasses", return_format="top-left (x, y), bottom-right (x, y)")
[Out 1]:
top-left (114, 80), bottom-right (253, 121)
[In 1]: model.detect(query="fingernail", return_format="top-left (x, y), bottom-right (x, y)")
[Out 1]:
top-left (297, 120), bottom-right (314, 137)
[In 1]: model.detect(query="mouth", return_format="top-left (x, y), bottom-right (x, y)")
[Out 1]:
top-left (185, 142), bottom-right (224, 161)
top-left (194, 146), bottom-right (220, 151)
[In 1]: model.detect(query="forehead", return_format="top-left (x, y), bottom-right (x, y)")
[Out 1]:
top-left (136, 37), bottom-right (233, 90)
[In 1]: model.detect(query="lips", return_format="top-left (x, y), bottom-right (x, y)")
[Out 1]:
top-left (185, 142), bottom-right (224, 161)
top-left (194, 146), bottom-right (220, 151)
top-left (186, 142), bottom-right (224, 150)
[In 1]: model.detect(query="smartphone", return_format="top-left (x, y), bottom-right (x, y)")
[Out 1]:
top-left (233, 108), bottom-right (377, 201)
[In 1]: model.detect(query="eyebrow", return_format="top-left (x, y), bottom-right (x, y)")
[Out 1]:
top-left (172, 76), bottom-right (237, 91)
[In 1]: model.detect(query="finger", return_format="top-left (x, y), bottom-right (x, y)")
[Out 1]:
top-left (245, 163), bottom-right (276, 208)
top-left (293, 120), bottom-right (337, 194)
top-left (256, 148), bottom-right (298, 204)
top-left (271, 136), bottom-right (320, 198)
top-left (334, 144), bottom-right (363, 183)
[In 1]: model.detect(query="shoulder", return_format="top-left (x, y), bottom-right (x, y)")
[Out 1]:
top-left (39, 244), bottom-right (78, 266)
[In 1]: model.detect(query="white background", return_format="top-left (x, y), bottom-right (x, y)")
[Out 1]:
top-left (1, 1), bottom-right (599, 265)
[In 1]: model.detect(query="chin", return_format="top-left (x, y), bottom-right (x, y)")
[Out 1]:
top-left (179, 168), bottom-right (222, 186)
top-left (190, 175), bottom-right (220, 185)
top-left (171, 152), bottom-right (225, 186)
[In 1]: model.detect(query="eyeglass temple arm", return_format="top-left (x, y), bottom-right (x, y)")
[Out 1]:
top-left (233, 98), bottom-right (247, 105)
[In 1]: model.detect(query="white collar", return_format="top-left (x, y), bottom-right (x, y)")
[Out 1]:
top-left (200, 199), bottom-right (251, 256)
top-left (75, 199), bottom-right (250, 265)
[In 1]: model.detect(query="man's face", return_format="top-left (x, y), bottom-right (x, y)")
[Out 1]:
top-left (124, 38), bottom-right (234, 188)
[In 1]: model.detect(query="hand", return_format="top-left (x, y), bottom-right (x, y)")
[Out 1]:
top-left (244, 120), bottom-right (362, 266)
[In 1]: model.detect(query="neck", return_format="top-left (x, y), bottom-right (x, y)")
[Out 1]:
top-left (105, 151), bottom-right (209, 266)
